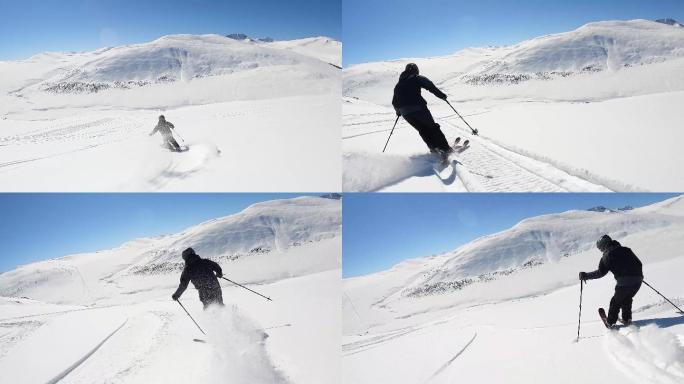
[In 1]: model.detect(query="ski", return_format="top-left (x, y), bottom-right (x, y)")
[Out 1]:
top-left (598, 308), bottom-right (624, 330)
top-left (433, 137), bottom-right (470, 168)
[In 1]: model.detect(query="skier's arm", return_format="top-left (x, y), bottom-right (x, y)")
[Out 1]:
top-left (172, 270), bottom-right (190, 300)
top-left (391, 91), bottom-right (400, 116)
top-left (418, 76), bottom-right (447, 100)
top-left (168, 122), bottom-right (175, 129)
top-left (584, 259), bottom-right (609, 280)
top-left (208, 260), bottom-right (223, 278)
top-left (149, 125), bottom-right (159, 136)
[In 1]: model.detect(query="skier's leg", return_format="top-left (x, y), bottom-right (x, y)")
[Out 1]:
top-left (169, 137), bottom-right (181, 151)
top-left (620, 283), bottom-right (641, 323)
top-left (163, 137), bottom-right (173, 151)
top-left (607, 287), bottom-right (625, 325)
top-left (403, 112), bottom-right (437, 152)
top-left (422, 110), bottom-right (450, 152)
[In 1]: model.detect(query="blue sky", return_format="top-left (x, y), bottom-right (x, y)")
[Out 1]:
top-left (343, 193), bottom-right (680, 278)
top-left (0, 0), bottom-right (341, 60)
top-left (343, 0), bottom-right (684, 65)
top-left (0, 193), bottom-right (323, 272)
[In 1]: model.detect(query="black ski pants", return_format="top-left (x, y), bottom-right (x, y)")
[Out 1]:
top-left (200, 289), bottom-right (224, 310)
top-left (163, 135), bottom-right (182, 151)
top-left (607, 282), bottom-right (641, 325)
top-left (402, 109), bottom-right (450, 152)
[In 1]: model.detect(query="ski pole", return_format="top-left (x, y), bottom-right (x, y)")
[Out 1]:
top-left (220, 276), bottom-right (272, 301)
top-left (445, 100), bottom-right (479, 135)
top-left (643, 280), bottom-right (684, 314)
top-left (382, 116), bottom-right (400, 153)
top-left (172, 128), bottom-right (186, 144)
top-left (576, 280), bottom-right (583, 342)
top-left (176, 299), bottom-right (205, 335)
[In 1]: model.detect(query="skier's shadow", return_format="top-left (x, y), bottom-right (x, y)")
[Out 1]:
top-left (412, 154), bottom-right (458, 186)
top-left (631, 314), bottom-right (684, 329)
top-left (432, 160), bottom-right (458, 185)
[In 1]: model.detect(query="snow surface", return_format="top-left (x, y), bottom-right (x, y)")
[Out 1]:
top-left (343, 195), bottom-right (684, 383)
top-left (343, 19), bottom-right (684, 191)
top-left (266, 37), bottom-right (342, 67)
top-left (0, 34), bottom-right (341, 191)
top-left (0, 196), bottom-right (341, 384)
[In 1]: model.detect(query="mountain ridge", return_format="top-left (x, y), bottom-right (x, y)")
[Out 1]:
top-left (0, 196), bottom-right (341, 304)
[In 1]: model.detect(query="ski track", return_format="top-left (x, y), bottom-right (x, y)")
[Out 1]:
top-left (0, 116), bottom-right (137, 147)
top-left (144, 144), bottom-right (220, 189)
top-left (342, 326), bottom-right (422, 356)
top-left (343, 111), bottom-right (612, 192)
top-left (427, 332), bottom-right (478, 382)
top-left (0, 113), bottom-right (220, 190)
top-left (0, 115), bottom-right (143, 171)
top-left (45, 318), bottom-right (129, 384)
top-left (61, 311), bottom-right (173, 384)
top-left (0, 320), bottom-right (43, 359)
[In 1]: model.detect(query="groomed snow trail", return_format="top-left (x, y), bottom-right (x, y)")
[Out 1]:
top-left (342, 107), bottom-right (612, 192)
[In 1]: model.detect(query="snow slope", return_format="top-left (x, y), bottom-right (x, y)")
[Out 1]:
top-left (267, 37), bottom-right (342, 67)
top-left (343, 19), bottom-right (684, 191)
top-left (343, 195), bottom-right (684, 383)
top-left (0, 196), bottom-right (341, 384)
top-left (0, 34), bottom-right (341, 191)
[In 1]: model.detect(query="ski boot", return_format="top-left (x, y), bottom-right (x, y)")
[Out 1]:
top-left (618, 317), bottom-right (632, 326)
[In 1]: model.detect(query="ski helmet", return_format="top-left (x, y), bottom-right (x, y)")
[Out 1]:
top-left (596, 235), bottom-right (612, 252)
top-left (182, 247), bottom-right (196, 261)
top-left (405, 63), bottom-right (419, 75)
top-left (159, 115), bottom-right (165, 121)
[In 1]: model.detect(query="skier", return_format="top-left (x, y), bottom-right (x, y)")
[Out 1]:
top-left (392, 63), bottom-right (451, 157)
top-left (149, 115), bottom-right (182, 152)
top-left (579, 235), bottom-right (643, 326)
top-left (172, 247), bottom-right (225, 309)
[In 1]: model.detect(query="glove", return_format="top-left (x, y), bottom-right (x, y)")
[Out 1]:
top-left (395, 111), bottom-right (401, 117)
top-left (172, 293), bottom-right (180, 301)
top-left (579, 272), bottom-right (587, 281)
top-left (216, 272), bottom-right (223, 279)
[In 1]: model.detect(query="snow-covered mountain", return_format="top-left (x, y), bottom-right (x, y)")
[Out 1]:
top-left (2, 34), bottom-right (339, 96)
top-left (344, 19), bottom-right (684, 99)
top-left (656, 18), bottom-right (684, 27)
top-left (346, 195), bottom-right (684, 313)
top-left (0, 33), bottom-right (341, 192)
top-left (266, 37), bottom-right (342, 67)
top-left (343, 196), bottom-right (684, 383)
top-left (0, 196), bottom-right (341, 384)
top-left (0, 196), bottom-right (341, 305)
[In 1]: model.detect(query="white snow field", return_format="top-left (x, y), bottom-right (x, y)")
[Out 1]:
top-left (0, 196), bottom-right (342, 384)
top-left (343, 19), bottom-right (684, 192)
top-left (0, 34), bottom-right (341, 191)
top-left (343, 195), bottom-right (684, 384)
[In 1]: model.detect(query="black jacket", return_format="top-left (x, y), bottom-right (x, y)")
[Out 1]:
top-left (173, 254), bottom-right (223, 304)
top-left (150, 120), bottom-right (174, 137)
top-left (392, 73), bottom-right (446, 116)
top-left (585, 240), bottom-right (643, 286)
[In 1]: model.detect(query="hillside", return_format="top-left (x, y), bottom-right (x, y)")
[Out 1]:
top-left (343, 196), bottom-right (684, 383)
top-left (342, 19), bottom-right (684, 192)
top-left (0, 34), bottom-right (342, 192)
top-left (0, 196), bottom-right (341, 384)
